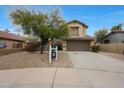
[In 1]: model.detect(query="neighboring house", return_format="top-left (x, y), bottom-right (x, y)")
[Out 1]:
top-left (62, 20), bottom-right (94, 51)
top-left (98, 31), bottom-right (124, 44)
top-left (0, 30), bottom-right (25, 49)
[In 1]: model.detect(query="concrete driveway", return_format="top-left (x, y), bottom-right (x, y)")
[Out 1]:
top-left (67, 51), bottom-right (124, 87)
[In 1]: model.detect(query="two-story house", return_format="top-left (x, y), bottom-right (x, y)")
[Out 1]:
top-left (62, 20), bottom-right (94, 51)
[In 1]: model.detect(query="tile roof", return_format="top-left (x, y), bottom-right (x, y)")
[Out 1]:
top-left (0, 30), bottom-right (24, 41)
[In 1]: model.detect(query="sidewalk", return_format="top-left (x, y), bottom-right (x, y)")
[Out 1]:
top-left (0, 67), bottom-right (124, 88)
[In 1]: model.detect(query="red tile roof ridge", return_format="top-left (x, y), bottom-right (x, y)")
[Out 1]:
top-left (0, 30), bottom-right (24, 41)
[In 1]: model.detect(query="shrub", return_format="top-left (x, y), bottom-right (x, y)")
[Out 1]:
top-left (25, 37), bottom-right (40, 52)
top-left (56, 43), bottom-right (62, 50)
top-left (91, 45), bottom-right (100, 53)
top-left (25, 42), bottom-right (40, 52)
top-left (53, 39), bottom-right (63, 51)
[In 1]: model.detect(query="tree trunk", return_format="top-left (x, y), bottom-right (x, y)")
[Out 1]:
top-left (40, 38), bottom-right (48, 54)
top-left (40, 44), bottom-right (44, 54)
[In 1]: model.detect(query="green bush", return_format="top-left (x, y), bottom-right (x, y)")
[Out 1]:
top-left (91, 45), bottom-right (100, 53)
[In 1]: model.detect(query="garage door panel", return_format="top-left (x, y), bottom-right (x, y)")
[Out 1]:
top-left (67, 41), bottom-right (89, 51)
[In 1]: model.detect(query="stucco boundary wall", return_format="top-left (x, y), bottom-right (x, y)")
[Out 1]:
top-left (0, 48), bottom-right (24, 57)
top-left (99, 43), bottom-right (124, 54)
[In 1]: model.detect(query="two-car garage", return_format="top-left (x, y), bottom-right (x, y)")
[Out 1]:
top-left (66, 40), bottom-right (89, 51)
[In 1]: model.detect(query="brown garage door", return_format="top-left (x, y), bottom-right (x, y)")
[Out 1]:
top-left (67, 40), bottom-right (89, 51)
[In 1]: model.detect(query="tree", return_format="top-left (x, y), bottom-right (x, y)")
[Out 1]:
top-left (4, 29), bottom-right (9, 32)
top-left (94, 28), bottom-right (109, 42)
top-left (10, 8), bottom-right (69, 54)
top-left (111, 24), bottom-right (123, 32)
top-left (25, 36), bottom-right (40, 52)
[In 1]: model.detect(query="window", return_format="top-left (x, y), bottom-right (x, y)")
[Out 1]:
top-left (0, 40), bottom-right (6, 49)
top-left (104, 40), bottom-right (110, 44)
top-left (70, 27), bottom-right (79, 36)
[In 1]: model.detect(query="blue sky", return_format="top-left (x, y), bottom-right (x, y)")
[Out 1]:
top-left (0, 5), bottom-right (124, 36)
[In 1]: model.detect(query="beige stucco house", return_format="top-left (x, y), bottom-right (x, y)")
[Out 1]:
top-left (0, 30), bottom-right (25, 49)
top-left (62, 20), bottom-right (94, 51)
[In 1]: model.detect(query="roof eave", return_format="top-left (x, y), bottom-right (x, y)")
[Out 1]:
top-left (66, 20), bottom-right (88, 28)
top-left (0, 37), bottom-right (25, 42)
top-left (65, 37), bottom-right (95, 41)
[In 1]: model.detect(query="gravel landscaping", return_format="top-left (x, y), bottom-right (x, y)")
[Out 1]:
top-left (0, 51), bottom-right (73, 70)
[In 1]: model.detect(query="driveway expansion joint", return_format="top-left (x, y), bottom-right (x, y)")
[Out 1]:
top-left (51, 67), bottom-right (57, 88)
top-left (75, 68), bottom-right (124, 75)
top-left (82, 70), bottom-right (93, 88)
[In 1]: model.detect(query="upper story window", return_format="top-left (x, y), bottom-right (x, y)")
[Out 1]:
top-left (70, 27), bottom-right (79, 36)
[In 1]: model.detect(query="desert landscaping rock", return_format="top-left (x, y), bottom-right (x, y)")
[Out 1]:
top-left (0, 51), bottom-right (73, 70)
